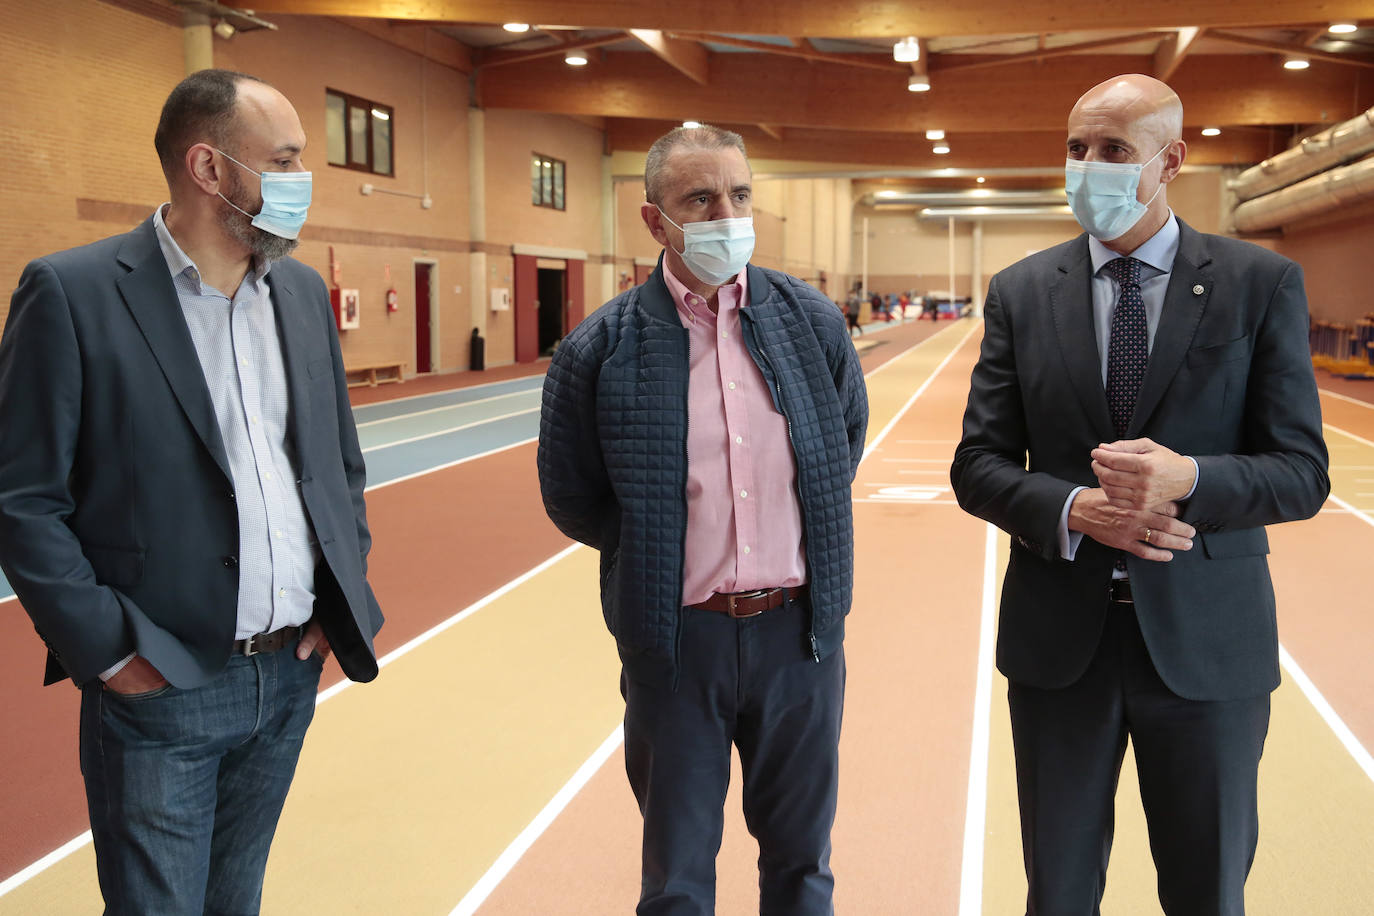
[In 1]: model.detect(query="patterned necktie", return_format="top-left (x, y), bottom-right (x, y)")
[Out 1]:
top-left (1104, 257), bottom-right (1147, 439)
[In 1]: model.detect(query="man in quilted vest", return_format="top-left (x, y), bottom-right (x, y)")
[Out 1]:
top-left (538, 125), bottom-right (868, 915)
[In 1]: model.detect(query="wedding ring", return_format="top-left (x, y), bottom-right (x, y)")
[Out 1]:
top-left (1143, 528), bottom-right (1153, 544)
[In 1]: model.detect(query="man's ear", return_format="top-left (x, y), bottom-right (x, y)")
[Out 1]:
top-left (1161, 139), bottom-right (1187, 183)
top-left (184, 143), bottom-right (224, 196)
top-left (641, 201), bottom-right (668, 245)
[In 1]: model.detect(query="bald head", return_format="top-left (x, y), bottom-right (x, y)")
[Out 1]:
top-left (1070, 74), bottom-right (1183, 151)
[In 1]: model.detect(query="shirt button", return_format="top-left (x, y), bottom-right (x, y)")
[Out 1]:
top-left (735, 436), bottom-right (743, 444)
top-left (721, 330), bottom-right (729, 339)
top-left (728, 382), bottom-right (737, 390)
top-left (274, 529), bottom-right (284, 539)
top-left (743, 545), bottom-right (751, 555)
top-left (222, 556), bottom-right (238, 568)
top-left (264, 471), bottom-right (273, 480)
top-left (740, 490), bottom-right (748, 499)
top-left (277, 588), bottom-right (286, 598)
top-left (240, 357), bottom-right (249, 367)
top-left (250, 416), bottom-right (259, 426)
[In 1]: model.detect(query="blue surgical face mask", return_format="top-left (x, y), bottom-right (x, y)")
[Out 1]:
top-left (215, 148), bottom-right (312, 240)
top-left (1064, 143), bottom-right (1170, 241)
top-left (656, 207), bottom-right (755, 287)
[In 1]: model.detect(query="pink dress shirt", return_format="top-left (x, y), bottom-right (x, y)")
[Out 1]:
top-left (662, 265), bottom-right (808, 606)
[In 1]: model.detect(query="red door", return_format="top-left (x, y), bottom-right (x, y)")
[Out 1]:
top-left (514, 254), bottom-right (539, 363)
top-left (565, 258), bottom-right (584, 330)
top-left (414, 263), bottom-right (432, 374)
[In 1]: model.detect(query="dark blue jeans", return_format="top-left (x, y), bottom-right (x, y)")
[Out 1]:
top-left (622, 598), bottom-right (845, 916)
top-left (79, 649), bottom-right (323, 915)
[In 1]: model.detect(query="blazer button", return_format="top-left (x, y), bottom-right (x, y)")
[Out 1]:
top-left (223, 556), bottom-right (238, 568)
top-left (228, 491), bottom-right (236, 501)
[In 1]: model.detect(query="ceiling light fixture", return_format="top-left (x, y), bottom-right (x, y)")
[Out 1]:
top-left (925, 129), bottom-right (945, 140)
top-left (565, 49), bottom-right (589, 66)
top-left (932, 143), bottom-right (951, 155)
top-left (907, 74), bottom-right (931, 92)
top-left (1200, 126), bottom-right (1221, 136)
top-left (212, 18), bottom-right (235, 40)
top-left (893, 36), bottom-right (920, 63)
top-left (976, 176), bottom-right (986, 184)
top-left (1283, 56), bottom-right (1311, 70)
top-left (1328, 22), bottom-right (1358, 34)
top-left (503, 22), bottom-right (530, 32)
top-left (682, 120), bottom-right (701, 129)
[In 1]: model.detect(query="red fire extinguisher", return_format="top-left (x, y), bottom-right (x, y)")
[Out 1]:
top-left (385, 264), bottom-right (399, 313)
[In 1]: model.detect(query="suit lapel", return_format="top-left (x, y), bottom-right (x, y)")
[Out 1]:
top-left (1050, 236), bottom-right (1115, 440)
top-left (116, 220), bottom-right (232, 481)
top-left (1130, 221), bottom-right (1212, 436)
top-left (266, 268), bottom-right (314, 463)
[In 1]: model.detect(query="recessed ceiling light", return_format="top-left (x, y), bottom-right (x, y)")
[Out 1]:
top-left (876, 190), bottom-right (900, 198)
top-left (976, 176), bottom-right (986, 184)
top-left (907, 74), bottom-right (931, 92)
top-left (1328, 23), bottom-right (1358, 34)
top-left (925, 129), bottom-right (945, 140)
top-left (1283, 57), bottom-right (1311, 70)
top-left (503, 22), bottom-right (530, 32)
top-left (933, 143), bottom-right (951, 155)
top-left (893, 37), bottom-right (920, 63)
top-left (565, 49), bottom-right (589, 66)
top-left (682, 120), bottom-right (701, 129)
top-left (1200, 126), bottom-right (1221, 136)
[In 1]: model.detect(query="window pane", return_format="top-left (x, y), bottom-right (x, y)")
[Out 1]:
top-left (553, 161), bottom-right (564, 209)
top-left (349, 104), bottom-right (369, 165)
top-left (326, 93), bottom-right (346, 165)
top-left (531, 156), bottom-right (542, 204)
top-left (541, 161), bottom-right (552, 207)
top-left (371, 108), bottom-right (391, 175)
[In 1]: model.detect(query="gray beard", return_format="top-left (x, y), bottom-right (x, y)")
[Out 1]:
top-left (219, 169), bottom-right (299, 262)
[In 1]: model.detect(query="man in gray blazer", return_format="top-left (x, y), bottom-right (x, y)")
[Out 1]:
top-left (951, 74), bottom-right (1329, 914)
top-left (0, 69), bottom-right (383, 913)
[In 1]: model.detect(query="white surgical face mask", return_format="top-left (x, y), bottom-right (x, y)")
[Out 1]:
top-left (1064, 143), bottom-right (1170, 241)
top-left (215, 148), bottom-right (312, 240)
top-left (656, 207), bottom-right (755, 287)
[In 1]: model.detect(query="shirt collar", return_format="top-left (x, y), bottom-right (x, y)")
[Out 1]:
top-left (152, 203), bottom-right (272, 294)
top-left (660, 256), bottom-right (748, 324)
top-left (1088, 210), bottom-right (1180, 277)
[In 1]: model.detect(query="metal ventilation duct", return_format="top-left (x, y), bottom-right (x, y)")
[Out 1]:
top-left (1228, 106), bottom-right (1374, 202)
top-left (1231, 155), bottom-right (1374, 232)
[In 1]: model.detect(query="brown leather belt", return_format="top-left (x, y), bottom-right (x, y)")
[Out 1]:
top-left (1109, 579), bottom-right (1133, 604)
top-left (233, 625), bottom-right (303, 656)
top-left (688, 585), bottom-right (808, 619)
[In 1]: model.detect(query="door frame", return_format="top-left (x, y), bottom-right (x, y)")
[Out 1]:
top-left (413, 258), bottom-right (439, 373)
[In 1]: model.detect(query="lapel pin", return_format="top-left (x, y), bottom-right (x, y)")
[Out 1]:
top-left (1192, 284), bottom-right (1205, 295)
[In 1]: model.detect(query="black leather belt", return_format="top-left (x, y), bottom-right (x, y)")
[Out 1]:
top-left (1109, 579), bottom-right (1133, 604)
top-left (688, 585), bottom-right (808, 619)
top-left (233, 625), bottom-right (303, 656)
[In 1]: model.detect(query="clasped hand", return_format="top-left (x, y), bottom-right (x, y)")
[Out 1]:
top-left (1071, 438), bottom-right (1198, 562)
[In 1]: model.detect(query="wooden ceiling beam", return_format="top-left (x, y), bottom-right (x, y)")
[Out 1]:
top-left (224, 1), bottom-right (1374, 39)
top-left (1154, 27), bottom-right (1204, 82)
top-left (476, 32), bottom-right (627, 68)
top-left (930, 32), bottom-right (1165, 74)
top-left (667, 31), bottom-right (907, 73)
top-left (479, 53), bottom-right (1363, 134)
top-left (628, 29), bottom-right (710, 85)
top-left (1207, 30), bottom-right (1374, 69)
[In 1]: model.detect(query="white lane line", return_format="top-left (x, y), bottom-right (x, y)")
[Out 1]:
top-left (352, 373), bottom-right (544, 411)
top-left (361, 408), bottom-right (538, 453)
top-left (355, 390), bottom-right (537, 428)
top-left (1321, 390), bottom-right (1374, 409)
top-left (449, 725), bottom-right (625, 916)
top-left (1279, 646), bottom-right (1374, 785)
top-left (881, 458), bottom-right (950, 463)
top-left (861, 321), bottom-right (982, 466)
top-left (957, 523), bottom-right (999, 916)
top-left (1324, 423), bottom-right (1374, 451)
top-left (363, 437), bottom-right (536, 493)
top-left (0, 544), bottom-right (584, 892)
top-left (1326, 491), bottom-right (1374, 530)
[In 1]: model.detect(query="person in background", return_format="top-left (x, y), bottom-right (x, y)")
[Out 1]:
top-left (950, 73), bottom-right (1328, 914)
top-left (538, 124), bottom-right (867, 915)
top-left (0, 69), bottom-right (384, 914)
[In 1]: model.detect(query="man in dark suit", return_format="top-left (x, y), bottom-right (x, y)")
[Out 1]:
top-left (0, 69), bottom-right (383, 913)
top-left (951, 74), bottom-right (1329, 914)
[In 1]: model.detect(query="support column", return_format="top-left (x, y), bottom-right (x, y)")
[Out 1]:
top-left (468, 107), bottom-right (487, 340)
top-left (971, 219), bottom-right (985, 317)
top-left (183, 12), bottom-right (213, 73)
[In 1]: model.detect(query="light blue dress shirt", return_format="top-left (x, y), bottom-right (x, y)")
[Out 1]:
top-left (1059, 212), bottom-right (1199, 562)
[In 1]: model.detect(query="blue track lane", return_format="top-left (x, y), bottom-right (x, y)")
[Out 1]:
top-left (0, 374), bottom-right (549, 603)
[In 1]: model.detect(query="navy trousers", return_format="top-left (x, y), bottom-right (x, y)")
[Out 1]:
top-left (621, 598), bottom-right (845, 916)
top-left (79, 649), bottom-right (323, 915)
top-left (1008, 601), bottom-right (1270, 916)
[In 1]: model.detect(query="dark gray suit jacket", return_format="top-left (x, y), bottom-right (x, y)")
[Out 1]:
top-left (0, 217), bottom-right (384, 688)
top-left (951, 220), bottom-right (1329, 701)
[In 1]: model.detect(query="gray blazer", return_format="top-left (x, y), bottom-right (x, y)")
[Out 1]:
top-left (951, 220), bottom-right (1329, 701)
top-left (0, 217), bottom-right (383, 688)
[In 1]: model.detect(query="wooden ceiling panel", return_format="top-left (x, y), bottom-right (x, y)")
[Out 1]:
top-left (229, 1), bottom-right (1374, 40)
